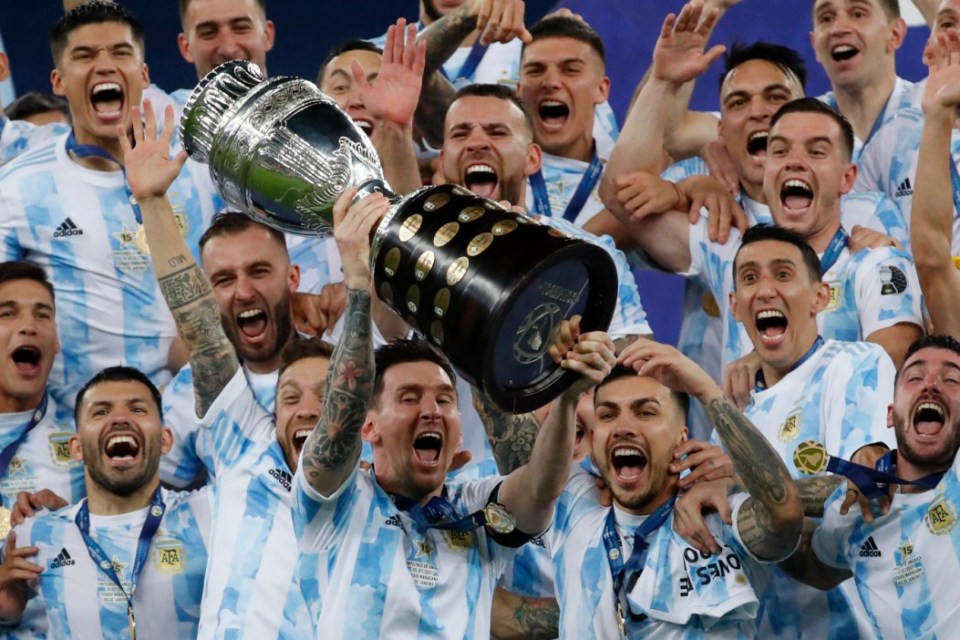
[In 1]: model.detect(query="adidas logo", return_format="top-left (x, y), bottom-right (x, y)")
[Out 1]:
top-left (49, 547), bottom-right (75, 568)
top-left (268, 467), bottom-right (292, 491)
top-left (895, 178), bottom-right (913, 199)
top-left (385, 514), bottom-right (404, 529)
top-left (53, 218), bottom-right (83, 238)
top-left (859, 536), bottom-right (882, 558)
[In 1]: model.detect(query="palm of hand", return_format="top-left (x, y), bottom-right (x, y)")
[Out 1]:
top-left (654, 35), bottom-right (713, 84)
top-left (362, 68), bottom-right (420, 128)
top-left (125, 140), bottom-right (180, 200)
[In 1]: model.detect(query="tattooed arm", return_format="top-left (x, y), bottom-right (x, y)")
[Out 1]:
top-left (472, 388), bottom-right (541, 474)
top-left (491, 588), bottom-right (559, 640)
top-left (779, 519), bottom-right (852, 590)
top-left (794, 476), bottom-right (846, 518)
top-left (299, 189), bottom-right (385, 496)
top-left (620, 338), bottom-right (803, 561)
top-left (120, 101), bottom-right (239, 418)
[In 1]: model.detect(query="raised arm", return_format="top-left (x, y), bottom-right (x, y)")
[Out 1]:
top-left (472, 388), bottom-right (542, 474)
top-left (912, 32), bottom-right (960, 336)
top-left (299, 189), bottom-right (385, 496)
top-left (497, 319), bottom-right (616, 534)
top-left (620, 338), bottom-right (803, 561)
top-left (120, 102), bottom-right (238, 418)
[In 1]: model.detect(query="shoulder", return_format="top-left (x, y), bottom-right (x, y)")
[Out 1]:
top-left (661, 156), bottom-right (709, 182)
top-left (0, 135), bottom-right (63, 182)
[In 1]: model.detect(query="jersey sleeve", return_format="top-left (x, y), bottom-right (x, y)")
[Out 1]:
top-left (198, 368), bottom-right (275, 473)
top-left (159, 366), bottom-right (208, 488)
top-left (544, 465), bottom-right (603, 554)
top-left (292, 462), bottom-right (363, 553)
top-left (823, 344), bottom-right (898, 458)
top-left (811, 483), bottom-right (856, 570)
top-left (0, 177), bottom-right (26, 261)
top-left (685, 217), bottom-right (738, 302)
top-left (853, 248), bottom-right (923, 338)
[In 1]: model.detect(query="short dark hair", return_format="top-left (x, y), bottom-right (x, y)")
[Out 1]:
top-left (814, 0), bottom-right (899, 21)
top-left (198, 211), bottom-right (288, 257)
top-left (895, 335), bottom-right (960, 385)
top-left (524, 15), bottom-right (605, 65)
top-left (5, 92), bottom-right (71, 123)
top-left (595, 365), bottom-right (690, 423)
top-left (51, 1), bottom-right (145, 64)
top-left (278, 337), bottom-right (335, 378)
top-left (0, 262), bottom-right (56, 305)
top-left (770, 97), bottom-right (855, 162)
top-left (179, 0), bottom-right (267, 23)
top-left (720, 41), bottom-right (807, 93)
top-left (733, 224), bottom-right (822, 288)
top-left (75, 366), bottom-right (163, 426)
top-left (451, 83), bottom-right (534, 137)
top-left (316, 39), bottom-right (382, 86)
top-left (371, 339), bottom-right (457, 408)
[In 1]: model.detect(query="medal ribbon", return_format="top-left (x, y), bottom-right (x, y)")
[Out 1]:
top-left (529, 153), bottom-right (603, 223)
top-left (391, 492), bottom-right (497, 532)
top-left (440, 39), bottom-right (489, 86)
top-left (65, 132), bottom-right (142, 224)
top-left (755, 336), bottom-right (824, 392)
top-left (75, 487), bottom-right (165, 639)
top-left (601, 496), bottom-right (676, 634)
top-left (798, 446), bottom-right (944, 499)
top-left (819, 227), bottom-right (848, 275)
top-left (0, 393), bottom-right (49, 499)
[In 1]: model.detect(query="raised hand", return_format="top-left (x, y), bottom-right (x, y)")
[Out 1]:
top-left (652, 1), bottom-right (726, 86)
top-left (468, 0), bottom-right (532, 45)
top-left (359, 19), bottom-right (425, 129)
top-left (10, 490), bottom-right (68, 527)
top-left (613, 171), bottom-right (686, 221)
top-left (118, 100), bottom-right (188, 202)
top-left (548, 316), bottom-right (617, 397)
top-left (923, 29), bottom-right (960, 114)
top-left (332, 189), bottom-right (390, 289)
top-left (619, 337), bottom-right (719, 402)
top-left (0, 532), bottom-right (40, 621)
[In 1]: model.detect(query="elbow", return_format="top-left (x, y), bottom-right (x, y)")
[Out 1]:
top-left (770, 485), bottom-right (805, 545)
top-left (598, 174), bottom-right (622, 218)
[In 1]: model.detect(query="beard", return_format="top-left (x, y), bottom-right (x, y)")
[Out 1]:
top-left (222, 293), bottom-right (294, 366)
top-left (83, 442), bottom-right (158, 497)
top-left (894, 412), bottom-right (960, 473)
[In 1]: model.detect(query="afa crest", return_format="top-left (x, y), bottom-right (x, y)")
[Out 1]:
top-left (779, 412), bottom-right (801, 443)
top-left (154, 539), bottom-right (186, 574)
top-left (48, 432), bottom-right (78, 467)
top-left (925, 496), bottom-right (957, 536)
top-left (825, 282), bottom-right (842, 312)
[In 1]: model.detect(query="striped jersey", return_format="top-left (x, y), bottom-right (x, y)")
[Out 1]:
top-left (813, 458), bottom-right (960, 639)
top-left (0, 117), bottom-right (69, 168)
top-left (855, 106), bottom-right (960, 253)
top-left (0, 123), bottom-right (223, 410)
top-left (197, 368), bottom-right (311, 639)
top-left (7, 487), bottom-right (211, 640)
top-left (548, 468), bottom-right (766, 639)
top-left (738, 339), bottom-right (897, 639)
top-left (293, 465), bottom-right (516, 639)
top-left (524, 149), bottom-right (607, 227)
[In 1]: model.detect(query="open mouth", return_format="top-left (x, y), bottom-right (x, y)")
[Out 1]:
top-left (831, 44), bottom-right (859, 62)
top-left (236, 308), bottom-right (268, 341)
top-left (11, 346), bottom-right (41, 376)
top-left (611, 445), bottom-right (647, 481)
top-left (292, 428), bottom-right (311, 457)
top-left (538, 99), bottom-right (569, 131)
top-left (90, 82), bottom-right (125, 121)
top-left (913, 401), bottom-right (946, 438)
top-left (780, 179), bottom-right (814, 213)
top-left (755, 309), bottom-right (788, 347)
top-left (353, 118), bottom-right (374, 137)
top-left (413, 431), bottom-right (442, 465)
top-left (464, 163), bottom-right (499, 200)
top-left (104, 433), bottom-right (141, 465)
top-left (747, 131), bottom-right (769, 157)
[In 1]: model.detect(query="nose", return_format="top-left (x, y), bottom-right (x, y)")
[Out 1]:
top-left (541, 65), bottom-right (561, 88)
top-left (748, 95), bottom-right (774, 121)
top-left (17, 314), bottom-right (38, 336)
top-left (214, 31), bottom-right (245, 61)
top-left (464, 128), bottom-right (491, 152)
top-left (419, 395), bottom-right (442, 421)
top-left (295, 400), bottom-right (321, 421)
top-left (234, 274), bottom-right (258, 301)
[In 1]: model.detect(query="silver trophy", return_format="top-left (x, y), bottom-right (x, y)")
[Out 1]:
top-left (181, 60), bottom-right (617, 412)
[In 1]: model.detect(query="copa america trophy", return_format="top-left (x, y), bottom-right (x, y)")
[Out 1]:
top-left (180, 60), bottom-right (617, 412)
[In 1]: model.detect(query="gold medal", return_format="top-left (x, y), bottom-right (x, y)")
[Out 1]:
top-left (128, 603), bottom-right (136, 640)
top-left (0, 507), bottom-right (11, 539)
top-left (701, 292), bottom-right (721, 318)
top-left (793, 440), bottom-right (829, 475)
top-left (616, 601), bottom-right (627, 638)
top-left (132, 224), bottom-right (151, 256)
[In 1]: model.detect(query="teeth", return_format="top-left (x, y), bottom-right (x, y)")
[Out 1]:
top-left (294, 429), bottom-right (311, 439)
top-left (466, 164), bottom-right (495, 175)
top-left (107, 435), bottom-right (135, 447)
top-left (354, 119), bottom-right (373, 133)
top-left (93, 82), bottom-right (121, 95)
top-left (238, 309), bottom-right (264, 319)
top-left (917, 402), bottom-right (945, 419)
top-left (749, 131), bottom-right (768, 141)
top-left (613, 448), bottom-right (642, 458)
top-left (785, 179), bottom-right (811, 190)
top-left (540, 100), bottom-right (564, 108)
top-left (757, 310), bottom-right (785, 320)
top-left (832, 45), bottom-right (856, 54)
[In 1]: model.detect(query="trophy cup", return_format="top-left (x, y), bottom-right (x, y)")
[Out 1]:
top-left (180, 60), bottom-right (617, 413)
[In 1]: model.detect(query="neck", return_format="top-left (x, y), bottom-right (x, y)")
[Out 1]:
top-left (614, 484), bottom-right (677, 516)
top-left (831, 71), bottom-right (895, 142)
top-left (759, 332), bottom-right (819, 388)
top-left (85, 477), bottom-right (158, 516)
top-left (544, 134), bottom-right (595, 163)
top-left (0, 389), bottom-right (44, 414)
top-left (896, 456), bottom-right (949, 493)
top-left (806, 218), bottom-right (842, 253)
top-left (245, 355), bottom-right (282, 375)
top-left (69, 130), bottom-right (125, 170)
top-left (376, 471), bottom-right (445, 507)
top-left (741, 179), bottom-right (766, 203)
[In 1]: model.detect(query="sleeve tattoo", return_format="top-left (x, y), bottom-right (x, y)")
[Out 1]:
top-left (302, 289), bottom-right (375, 489)
top-left (158, 262), bottom-right (238, 417)
top-left (472, 389), bottom-right (541, 474)
top-left (778, 519), bottom-right (852, 590)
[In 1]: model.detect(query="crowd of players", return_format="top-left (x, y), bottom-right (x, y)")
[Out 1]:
top-left (0, 0), bottom-right (958, 637)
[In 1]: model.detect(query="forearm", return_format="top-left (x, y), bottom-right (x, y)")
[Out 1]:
top-left (704, 392), bottom-right (803, 554)
top-left (301, 288), bottom-right (375, 496)
top-left (794, 476), bottom-right (845, 518)
top-left (472, 388), bottom-right (541, 474)
top-left (779, 519), bottom-right (851, 590)
top-left (490, 588), bottom-right (560, 640)
top-left (373, 122), bottom-right (422, 195)
top-left (499, 391), bottom-right (578, 533)
top-left (911, 0), bottom-right (938, 26)
top-left (418, 7), bottom-right (476, 79)
top-left (140, 196), bottom-right (238, 417)
top-left (414, 74), bottom-right (456, 149)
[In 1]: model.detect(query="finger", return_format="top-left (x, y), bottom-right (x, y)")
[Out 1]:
top-left (476, 0), bottom-right (493, 34)
top-left (839, 487), bottom-right (859, 516)
top-left (703, 44), bottom-right (727, 67)
top-left (659, 13), bottom-right (677, 41)
top-left (698, 6), bottom-right (720, 35)
top-left (393, 19), bottom-right (407, 66)
top-left (413, 38), bottom-right (427, 78)
top-left (350, 59), bottom-right (370, 90)
top-left (858, 493), bottom-right (875, 524)
top-left (15, 493), bottom-right (34, 519)
top-left (498, 1), bottom-right (515, 43)
top-left (333, 187), bottom-right (359, 228)
top-left (117, 123), bottom-right (132, 156)
top-left (129, 104), bottom-right (144, 143)
top-left (143, 98), bottom-right (157, 141)
top-left (731, 200), bottom-right (748, 234)
top-left (383, 23), bottom-right (397, 65)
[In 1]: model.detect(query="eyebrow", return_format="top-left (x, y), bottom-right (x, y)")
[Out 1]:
top-left (903, 359), bottom-right (960, 375)
top-left (0, 300), bottom-right (54, 313)
top-left (738, 257), bottom-right (798, 271)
